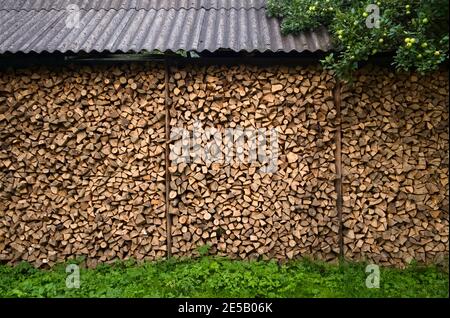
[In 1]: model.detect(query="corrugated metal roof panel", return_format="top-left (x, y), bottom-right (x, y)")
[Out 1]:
top-left (0, 1), bottom-right (332, 54)
top-left (0, 0), bottom-right (268, 11)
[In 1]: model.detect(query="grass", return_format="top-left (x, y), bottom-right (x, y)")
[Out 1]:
top-left (0, 257), bottom-right (448, 298)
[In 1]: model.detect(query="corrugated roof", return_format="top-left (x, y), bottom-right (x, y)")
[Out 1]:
top-left (0, 0), bottom-right (332, 54)
top-left (0, 0), bottom-right (268, 11)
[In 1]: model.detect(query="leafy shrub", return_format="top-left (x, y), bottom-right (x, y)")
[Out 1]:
top-left (267, 0), bottom-right (449, 79)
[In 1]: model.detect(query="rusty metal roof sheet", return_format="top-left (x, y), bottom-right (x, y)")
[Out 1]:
top-left (0, 0), bottom-right (332, 54)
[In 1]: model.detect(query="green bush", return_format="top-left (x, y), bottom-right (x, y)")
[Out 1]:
top-left (0, 257), bottom-right (448, 298)
top-left (267, 0), bottom-right (449, 79)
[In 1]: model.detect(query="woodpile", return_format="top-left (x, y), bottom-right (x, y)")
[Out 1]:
top-left (341, 66), bottom-right (449, 267)
top-left (0, 61), bottom-right (448, 268)
top-left (0, 64), bottom-right (167, 267)
top-left (168, 65), bottom-right (339, 261)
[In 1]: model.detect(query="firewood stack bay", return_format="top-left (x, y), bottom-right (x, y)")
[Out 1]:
top-left (0, 63), bottom-right (448, 268)
top-left (341, 67), bottom-right (449, 267)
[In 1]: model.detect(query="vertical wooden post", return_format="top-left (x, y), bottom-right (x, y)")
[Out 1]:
top-left (164, 58), bottom-right (172, 259)
top-left (334, 80), bottom-right (344, 261)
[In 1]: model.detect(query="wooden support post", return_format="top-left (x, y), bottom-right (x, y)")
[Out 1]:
top-left (164, 58), bottom-right (173, 259)
top-left (334, 80), bottom-right (344, 261)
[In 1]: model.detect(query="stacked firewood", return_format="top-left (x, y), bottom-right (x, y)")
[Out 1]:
top-left (341, 66), bottom-right (449, 267)
top-left (168, 65), bottom-right (339, 261)
top-left (0, 64), bottom-right (167, 267)
top-left (1, 61), bottom-right (447, 268)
